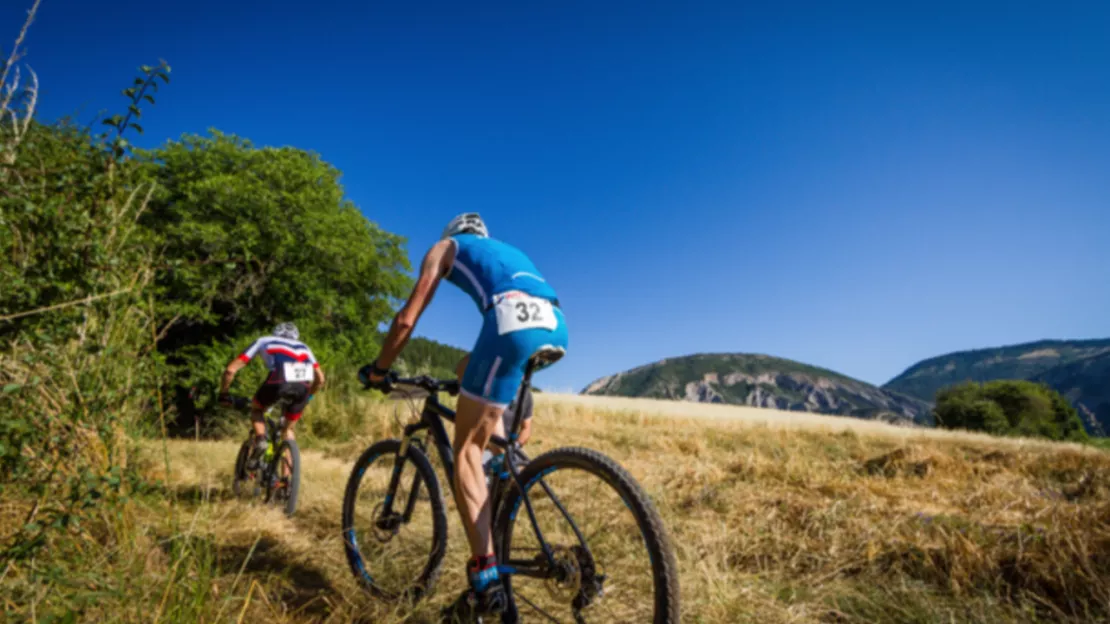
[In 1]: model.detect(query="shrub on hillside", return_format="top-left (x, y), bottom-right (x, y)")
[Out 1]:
top-left (934, 380), bottom-right (1088, 442)
top-left (1, 1), bottom-right (171, 576)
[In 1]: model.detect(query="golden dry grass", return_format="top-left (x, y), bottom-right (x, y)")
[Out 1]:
top-left (6, 394), bottom-right (1109, 623)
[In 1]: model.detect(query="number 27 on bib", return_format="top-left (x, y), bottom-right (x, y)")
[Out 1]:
top-left (494, 293), bottom-right (558, 335)
top-left (283, 362), bottom-right (314, 383)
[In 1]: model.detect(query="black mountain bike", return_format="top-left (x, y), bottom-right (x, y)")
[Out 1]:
top-left (341, 348), bottom-right (680, 623)
top-left (228, 390), bottom-right (303, 517)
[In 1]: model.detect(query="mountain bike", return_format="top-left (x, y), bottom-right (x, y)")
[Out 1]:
top-left (341, 348), bottom-right (681, 623)
top-left (227, 388), bottom-right (303, 517)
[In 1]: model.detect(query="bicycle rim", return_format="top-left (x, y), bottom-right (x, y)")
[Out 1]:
top-left (341, 438), bottom-right (447, 601)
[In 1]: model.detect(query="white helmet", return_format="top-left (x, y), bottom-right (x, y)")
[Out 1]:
top-left (441, 212), bottom-right (488, 239)
top-left (273, 322), bottom-right (299, 340)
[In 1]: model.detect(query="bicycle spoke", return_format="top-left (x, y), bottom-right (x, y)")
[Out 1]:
top-left (344, 445), bottom-right (443, 599)
top-left (516, 590), bottom-right (564, 624)
top-left (504, 464), bottom-right (658, 623)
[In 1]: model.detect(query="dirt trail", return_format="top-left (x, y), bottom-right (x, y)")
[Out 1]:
top-left (153, 439), bottom-right (472, 623)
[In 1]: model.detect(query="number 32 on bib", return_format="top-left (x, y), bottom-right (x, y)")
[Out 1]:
top-left (493, 292), bottom-right (558, 335)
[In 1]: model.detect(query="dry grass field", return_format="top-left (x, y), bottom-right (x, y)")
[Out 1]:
top-left (4, 392), bottom-right (1109, 623)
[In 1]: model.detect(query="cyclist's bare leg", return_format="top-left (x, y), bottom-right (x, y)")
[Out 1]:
top-left (453, 392), bottom-right (505, 558)
top-left (458, 353), bottom-right (532, 454)
top-left (250, 408), bottom-right (267, 438)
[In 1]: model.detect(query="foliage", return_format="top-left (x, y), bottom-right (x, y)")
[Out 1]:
top-left (0, 0), bottom-right (170, 574)
top-left (131, 130), bottom-right (411, 389)
top-left (1031, 351), bottom-right (1110, 437)
top-left (934, 380), bottom-right (1089, 442)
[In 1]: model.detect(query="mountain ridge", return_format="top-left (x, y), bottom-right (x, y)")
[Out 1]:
top-left (882, 338), bottom-right (1110, 402)
top-left (582, 352), bottom-right (934, 426)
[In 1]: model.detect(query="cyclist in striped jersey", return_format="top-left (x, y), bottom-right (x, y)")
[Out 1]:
top-left (219, 322), bottom-right (326, 461)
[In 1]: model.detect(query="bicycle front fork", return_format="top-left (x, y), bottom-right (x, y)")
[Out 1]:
top-left (379, 433), bottom-right (427, 527)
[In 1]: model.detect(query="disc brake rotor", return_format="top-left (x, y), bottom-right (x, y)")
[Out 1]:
top-left (571, 545), bottom-right (606, 611)
top-left (544, 545), bottom-right (582, 602)
top-left (370, 502), bottom-right (402, 543)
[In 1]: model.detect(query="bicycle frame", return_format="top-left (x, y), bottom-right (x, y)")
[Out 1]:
top-left (382, 364), bottom-right (593, 582)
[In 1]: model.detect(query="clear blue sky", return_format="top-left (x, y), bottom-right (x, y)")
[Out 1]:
top-left (9, 0), bottom-right (1109, 393)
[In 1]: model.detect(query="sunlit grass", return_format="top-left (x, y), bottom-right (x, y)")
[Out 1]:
top-left (3, 394), bottom-right (1108, 622)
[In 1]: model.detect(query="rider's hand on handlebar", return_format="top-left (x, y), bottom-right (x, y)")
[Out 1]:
top-left (358, 362), bottom-right (395, 393)
top-left (218, 392), bottom-right (234, 407)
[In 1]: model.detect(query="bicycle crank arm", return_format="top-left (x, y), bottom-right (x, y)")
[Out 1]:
top-left (499, 559), bottom-right (555, 581)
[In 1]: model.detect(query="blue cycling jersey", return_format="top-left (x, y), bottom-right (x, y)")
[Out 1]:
top-left (445, 234), bottom-right (558, 312)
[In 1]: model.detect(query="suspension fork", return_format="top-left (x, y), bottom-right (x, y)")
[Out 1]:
top-left (382, 422), bottom-right (428, 517)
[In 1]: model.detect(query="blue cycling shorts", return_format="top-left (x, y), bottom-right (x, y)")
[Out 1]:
top-left (461, 293), bottom-right (568, 407)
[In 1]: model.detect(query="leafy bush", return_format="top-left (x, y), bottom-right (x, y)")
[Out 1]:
top-left (934, 380), bottom-right (1089, 442)
top-left (1, 1), bottom-right (172, 572)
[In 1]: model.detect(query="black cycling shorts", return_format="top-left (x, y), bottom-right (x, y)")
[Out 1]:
top-left (252, 379), bottom-right (311, 421)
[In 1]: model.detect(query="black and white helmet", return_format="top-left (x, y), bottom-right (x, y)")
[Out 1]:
top-left (441, 212), bottom-right (488, 239)
top-left (273, 322), bottom-right (299, 340)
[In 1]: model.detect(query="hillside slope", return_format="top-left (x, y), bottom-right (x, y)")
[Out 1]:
top-left (7, 393), bottom-right (1109, 623)
top-left (883, 338), bottom-right (1110, 402)
top-left (582, 353), bottom-right (934, 425)
top-left (1032, 351), bottom-right (1110, 436)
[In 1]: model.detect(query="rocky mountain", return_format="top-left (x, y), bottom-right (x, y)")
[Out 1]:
top-left (882, 339), bottom-right (1110, 403)
top-left (1030, 352), bottom-right (1110, 436)
top-left (582, 353), bottom-right (934, 425)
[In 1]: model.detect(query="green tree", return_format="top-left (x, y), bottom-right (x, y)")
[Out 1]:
top-left (132, 131), bottom-right (412, 391)
top-left (934, 380), bottom-right (1088, 442)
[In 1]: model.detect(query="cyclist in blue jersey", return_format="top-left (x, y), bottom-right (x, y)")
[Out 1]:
top-left (360, 213), bottom-right (568, 616)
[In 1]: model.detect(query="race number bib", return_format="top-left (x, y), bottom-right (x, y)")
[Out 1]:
top-left (283, 361), bottom-right (314, 383)
top-left (494, 292), bottom-right (558, 335)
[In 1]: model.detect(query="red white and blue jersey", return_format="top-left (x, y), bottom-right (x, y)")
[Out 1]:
top-left (238, 335), bottom-right (319, 382)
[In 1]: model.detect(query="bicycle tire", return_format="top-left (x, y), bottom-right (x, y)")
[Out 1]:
top-left (341, 438), bottom-right (448, 602)
top-left (494, 446), bottom-right (681, 623)
top-left (231, 439), bottom-right (258, 498)
top-left (267, 439), bottom-right (300, 516)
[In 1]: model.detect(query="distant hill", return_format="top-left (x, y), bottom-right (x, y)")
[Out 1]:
top-left (883, 339), bottom-right (1110, 402)
top-left (1031, 351), bottom-right (1110, 436)
top-left (582, 353), bottom-right (933, 425)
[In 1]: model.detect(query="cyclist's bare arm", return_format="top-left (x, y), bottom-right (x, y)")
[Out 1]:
top-left (311, 366), bottom-right (325, 393)
top-left (220, 358), bottom-right (247, 394)
top-left (374, 239), bottom-right (454, 371)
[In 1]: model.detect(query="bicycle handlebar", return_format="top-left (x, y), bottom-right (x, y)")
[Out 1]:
top-left (221, 394), bottom-right (254, 411)
top-left (369, 373), bottom-right (460, 397)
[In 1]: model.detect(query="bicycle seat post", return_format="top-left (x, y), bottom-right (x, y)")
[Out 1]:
top-left (505, 360), bottom-right (536, 446)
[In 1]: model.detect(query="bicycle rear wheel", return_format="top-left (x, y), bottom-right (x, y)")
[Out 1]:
top-left (494, 446), bottom-right (680, 623)
top-left (267, 439), bottom-right (300, 516)
top-left (342, 438), bottom-right (448, 602)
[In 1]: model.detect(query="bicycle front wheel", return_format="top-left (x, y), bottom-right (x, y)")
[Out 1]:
top-left (342, 438), bottom-right (448, 602)
top-left (494, 446), bottom-right (681, 623)
top-left (232, 439), bottom-right (260, 499)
